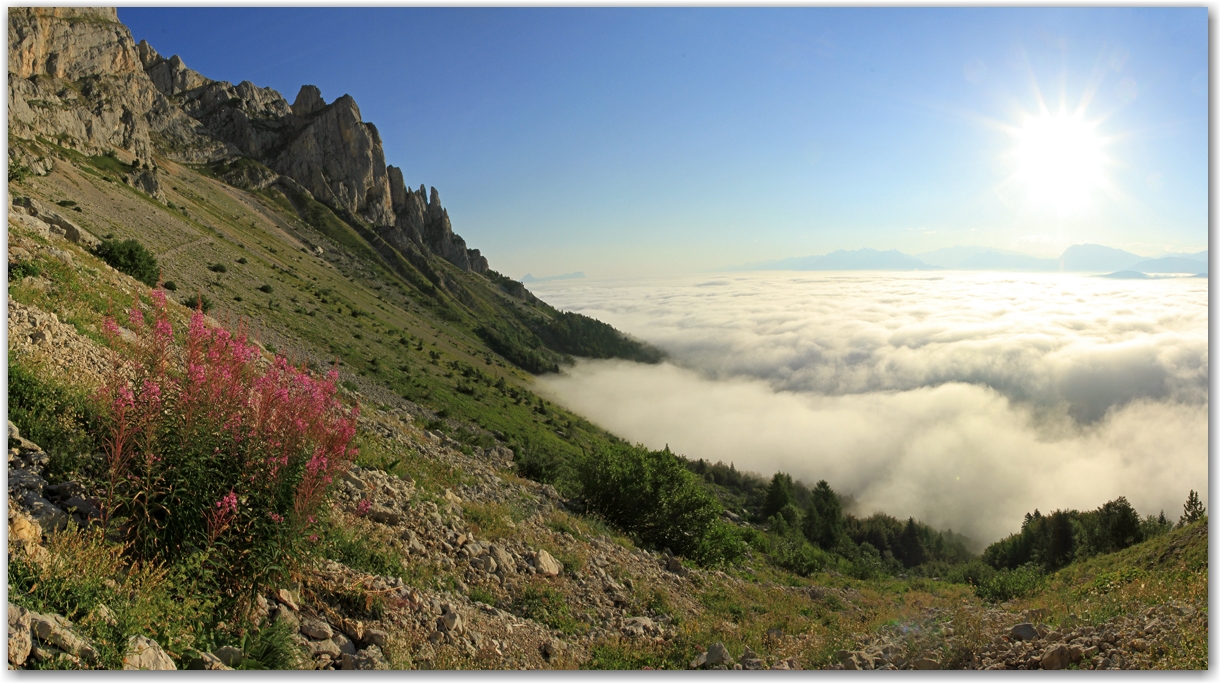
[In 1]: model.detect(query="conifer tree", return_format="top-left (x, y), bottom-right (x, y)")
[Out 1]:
top-left (803, 480), bottom-right (844, 550)
top-left (762, 472), bottom-right (794, 521)
top-left (1180, 490), bottom-right (1206, 526)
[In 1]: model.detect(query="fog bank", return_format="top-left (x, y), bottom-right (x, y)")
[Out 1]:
top-left (533, 272), bottom-right (1208, 543)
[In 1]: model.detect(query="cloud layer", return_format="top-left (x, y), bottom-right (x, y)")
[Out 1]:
top-left (533, 272), bottom-right (1208, 543)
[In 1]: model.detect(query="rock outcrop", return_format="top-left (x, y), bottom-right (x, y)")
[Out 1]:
top-left (122, 635), bottom-right (177, 670)
top-left (272, 89), bottom-right (395, 226)
top-left (7, 7), bottom-right (221, 165)
top-left (9, 7), bottom-right (490, 272)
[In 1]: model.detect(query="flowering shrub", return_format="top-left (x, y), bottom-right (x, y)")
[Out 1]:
top-left (97, 292), bottom-right (358, 613)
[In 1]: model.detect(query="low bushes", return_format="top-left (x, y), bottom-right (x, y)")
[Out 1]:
top-left (945, 560), bottom-right (1045, 603)
top-left (93, 239), bottom-right (158, 287)
top-left (578, 443), bottom-right (743, 566)
top-left (7, 359), bottom-right (100, 481)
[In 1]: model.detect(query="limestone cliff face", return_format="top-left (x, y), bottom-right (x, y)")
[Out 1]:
top-left (8, 8), bottom-right (138, 80)
top-left (7, 7), bottom-right (226, 167)
top-left (381, 169), bottom-right (488, 273)
top-left (8, 7), bottom-right (489, 274)
top-left (272, 88), bottom-right (395, 228)
top-left (8, 7), bottom-right (155, 162)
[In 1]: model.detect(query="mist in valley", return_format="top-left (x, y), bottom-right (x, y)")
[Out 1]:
top-left (534, 272), bottom-right (1208, 544)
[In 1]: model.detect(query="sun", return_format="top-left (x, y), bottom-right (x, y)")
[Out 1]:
top-left (1010, 112), bottom-right (1107, 215)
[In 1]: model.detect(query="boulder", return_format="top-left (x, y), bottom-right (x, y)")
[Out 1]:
top-left (772, 657), bottom-right (801, 670)
top-left (836, 650), bottom-right (873, 670)
top-left (123, 635), bottom-right (176, 670)
top-left (186, 652), bottom-right (231, 670)
top-left (213, 645), bottom-right (243, 667)
top-left (540, 638), bottom-right (564, 660)
top-left (368, 506), bottom-right (403, 526)
top-left (621, 616), bottom-right (655, 638)
top-left (29, 611), bottom-right (97, 664)
top-left (9, 509), bottom-right (42, 545)
top-left (299, 616), bottom-right (333, 640)
top-left (9, 213), bottom-right (50, 239)
top-left (310, 638), bottom-right (342, 659)
top-left (9, 603), bottom-right (32, 667)
top-left (740, 646), bottom-right (768, 670)
top-left (126, 168), bottom-right (164, 201)
top-left (1040, 644), bottom-right (1072, 670)
top-left (691, 642), bottom-right (734, 669)
top-left (273, 605), bottom-right (300, 634)
top-left (342, 645), bottom-right (390, 670)
top-left (12, 197), bottom-right (99, 247)
top-left (276, 588), bottom-right (300, 611)
top-left (363, 628), bottom-right (389, 649)
top-left (332, 632), bottom-right (357, 656)
top-left (437, 609), bottom-right (464, 634)
top-left (534, 549), bottom-right (562, 577)
top-left (1010, 623), bottom-right (1039, 642)
top-left (911, 657), bottom-right (940, 670)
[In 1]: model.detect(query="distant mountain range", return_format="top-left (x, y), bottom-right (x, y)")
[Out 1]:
top-left (729, 245), bottom-right (1208, 276)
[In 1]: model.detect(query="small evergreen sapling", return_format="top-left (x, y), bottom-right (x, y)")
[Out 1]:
top-left (1180, 490), bottom-right (1205, 526)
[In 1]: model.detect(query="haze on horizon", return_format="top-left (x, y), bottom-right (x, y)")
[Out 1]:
top-left (118, 7), bottom-right (1206, 279)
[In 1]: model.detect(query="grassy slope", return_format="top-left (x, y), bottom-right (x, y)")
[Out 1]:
top-left (12, 142), bottom-right (628, 492)
top-left (1009, 520), bottom-right (1208, 668)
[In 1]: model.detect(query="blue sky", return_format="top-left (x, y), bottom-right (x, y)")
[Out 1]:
top-left (120, 8), bottom-right (1207, 278)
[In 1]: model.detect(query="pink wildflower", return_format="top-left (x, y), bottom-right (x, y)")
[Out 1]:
top-left (113, 385), bottom-right (135, 411)
top-left (356, 499), bottom-right (371, 516)
top-left (154, 315), bottom-right (172, 342)
top-left (216, 490), bottom-right (238, 514)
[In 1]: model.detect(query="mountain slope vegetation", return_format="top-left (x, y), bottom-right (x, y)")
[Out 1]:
top-left (6, 7), bottom-right (1205, 671)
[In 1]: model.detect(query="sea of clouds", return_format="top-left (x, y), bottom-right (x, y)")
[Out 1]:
top-left (532, 272), bottom-right (1208, 544)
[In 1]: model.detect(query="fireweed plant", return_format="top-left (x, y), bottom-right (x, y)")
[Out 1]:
top-left (97, 290), bottom-right (358, 614)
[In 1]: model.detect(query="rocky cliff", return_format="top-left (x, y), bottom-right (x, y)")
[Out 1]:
top-left (8, 6), bottom-right (488, 273)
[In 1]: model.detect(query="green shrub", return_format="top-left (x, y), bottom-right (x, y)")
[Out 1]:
top-left (761, 526), bottom-right (831, 577)
top-left (9, 162), bottom-right (31, 183)
top-left (161, 280), bottom-right (178, 291)
top-left (258, 284), bottom-right (273, 294)
top-left (972, 564), bottom-right (1044, 603)
top-left (9, 260), bottom-right (42, 282)
top-left (234, 618), bottom-right (302, 670)
top-left (208, 263), bottom-right (227, 273)
top-left (181, 293), bottom-right (213, 313)
top-left (579, 443), bottom-right (742, 565)
top-left (94, 238), bottom-right (159, 287)
top-left (846, 541), bottom-right (889, 580)
top-left (7, 359), bottom-right (100, 481)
